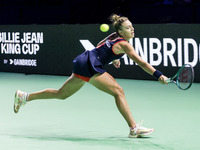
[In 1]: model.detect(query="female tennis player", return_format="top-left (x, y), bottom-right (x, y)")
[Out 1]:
top-left (14, 14), bottom-right (168, 138)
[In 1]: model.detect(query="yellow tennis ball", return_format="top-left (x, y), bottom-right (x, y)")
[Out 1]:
top-left (100, 24), bottom-right (109, 32)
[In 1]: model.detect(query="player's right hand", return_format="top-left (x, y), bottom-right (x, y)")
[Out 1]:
top-left (158, 75), bottom-right (168, 85)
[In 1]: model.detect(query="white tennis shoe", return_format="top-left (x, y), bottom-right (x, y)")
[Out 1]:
top-left (128, 121), bottom-right (154, 138)
top-left (14, 90), bottom-right (28, 113)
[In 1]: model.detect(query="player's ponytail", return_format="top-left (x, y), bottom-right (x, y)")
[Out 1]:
top-left (110, 14), bottom-right (128, 36)
top-left (110, 14), bottom-right (121, 22)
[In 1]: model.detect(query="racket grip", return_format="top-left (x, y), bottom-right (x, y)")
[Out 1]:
top-left (166, 78), bottom-right (171, 83)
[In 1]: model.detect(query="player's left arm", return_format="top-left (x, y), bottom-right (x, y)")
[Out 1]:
top-left (119, 42), bottom-right (168, 84)
top-left (112, 59), bottom-right (120, 68)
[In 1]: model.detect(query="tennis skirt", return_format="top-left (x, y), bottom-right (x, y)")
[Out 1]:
top-left (72, 50), bottom-right (106, 81)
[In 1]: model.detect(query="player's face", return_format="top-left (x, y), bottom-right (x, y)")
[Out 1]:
top-left (119, 20), bottom-right (134, 41)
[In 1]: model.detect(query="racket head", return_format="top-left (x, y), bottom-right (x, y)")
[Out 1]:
top-left (176, 64), bottom-right (194, 90)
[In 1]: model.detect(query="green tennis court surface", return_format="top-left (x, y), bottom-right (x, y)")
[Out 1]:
top-left (0, 72), bottom-right (199, 150)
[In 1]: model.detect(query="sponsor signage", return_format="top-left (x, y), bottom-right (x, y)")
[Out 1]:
top-left (1, 32), bottom-right (43, 67)
top-left (0, 24), bottom-right (199, 82)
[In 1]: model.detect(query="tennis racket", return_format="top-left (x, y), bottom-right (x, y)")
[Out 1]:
top-left (166, 64), bottom-right (194, 90)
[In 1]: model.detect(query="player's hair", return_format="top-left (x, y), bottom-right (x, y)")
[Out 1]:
top-left (110, 14), bottom-right (128, 35)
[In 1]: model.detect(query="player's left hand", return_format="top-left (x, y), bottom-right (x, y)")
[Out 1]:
top-left (112, 60), bottom-right (120, 69)
top-left (158, 75), bottom-right (168, 85)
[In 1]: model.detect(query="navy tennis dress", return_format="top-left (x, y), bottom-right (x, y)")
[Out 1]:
top-left (72, 37), bottom-right (126, 81)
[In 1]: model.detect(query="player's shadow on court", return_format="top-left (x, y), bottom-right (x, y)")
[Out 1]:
top-left (10, 131), bottom-right (171, 150)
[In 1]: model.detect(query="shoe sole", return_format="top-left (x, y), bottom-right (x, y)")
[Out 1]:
top-left (14, 90), bottom-right (19, 113)
top-left (128, 130), bottom-right (154, 138)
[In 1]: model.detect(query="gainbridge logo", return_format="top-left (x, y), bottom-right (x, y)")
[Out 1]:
top-left (80, 37), bottom-right (200, 67)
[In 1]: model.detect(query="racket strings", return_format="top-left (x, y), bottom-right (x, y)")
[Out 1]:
top-left (177, 65), bottom-right (194, 90)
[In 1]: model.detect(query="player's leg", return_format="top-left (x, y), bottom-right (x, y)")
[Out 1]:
top-left (89, 72), bottom-right (154, 137)
top-left (27, 73), bottom-right (85, 101)
top-left (14, 73), bottom-right (85, 113)
top-left (89, 72), bottom-right (137, 128)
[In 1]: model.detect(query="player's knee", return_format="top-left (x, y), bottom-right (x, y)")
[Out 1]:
top-left (58, 95), bottom-right (67, 100)
top-left (114, 86), bottom-right (125, 98)
top-left (57, 90), bottom-right (69, 100)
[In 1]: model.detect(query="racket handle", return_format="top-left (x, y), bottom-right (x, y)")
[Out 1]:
top-left (166, 78), bottom-right (172, 83)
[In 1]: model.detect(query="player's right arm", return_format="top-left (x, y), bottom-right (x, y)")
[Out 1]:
top-left (114, 41), bottom-right (155, 75)
top-left (114, 41), bottom-right (168, 84)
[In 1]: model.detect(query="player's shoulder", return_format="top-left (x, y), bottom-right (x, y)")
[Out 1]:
top-left (115, 40), bottom-right (130, 48)
top-left (112, 39), bottom-right (130, 54)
